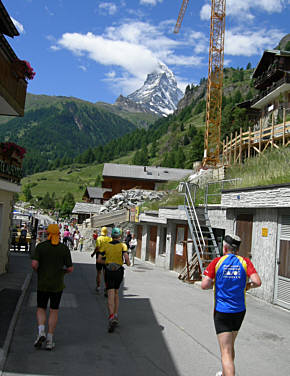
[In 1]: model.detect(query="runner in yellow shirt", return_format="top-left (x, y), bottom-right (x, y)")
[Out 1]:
top-left (98, 227), bottom-right (130, 332)
top-left (91, 227), bottom-right (111, 294)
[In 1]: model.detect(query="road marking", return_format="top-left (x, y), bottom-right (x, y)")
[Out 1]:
top-left (28, 292), bottom-right (78, 308)
top-left (2, 373), bottom-right (55, 376)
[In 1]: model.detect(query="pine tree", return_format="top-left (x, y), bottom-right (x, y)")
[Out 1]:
top-left (150, 139), bottom-right (158, 158)
top-left (23, 185), bottom-right (33, 202)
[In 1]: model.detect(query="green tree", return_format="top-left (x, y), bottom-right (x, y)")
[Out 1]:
top-left (23, 185), bottom-right (33, 202)
top-left (95, 175), bottom-right (102, 187)
top-left (246, 62), bottom-right (252, 70)
top-left (284, 41), bottom-right (290, 52)
top-left (60, 192), bottom-right (75, 217)
top-left (150, 139), bottom-right (158, 158)
top-left (175, 148), bottom-right (186, 168)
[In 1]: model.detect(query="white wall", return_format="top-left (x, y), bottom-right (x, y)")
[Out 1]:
top-left (0, 189), bottom-right (14, 274)
top-left (250, 208), bottom-right (278, 303)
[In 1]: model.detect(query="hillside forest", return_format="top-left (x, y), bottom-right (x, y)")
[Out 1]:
top-left (18, 65), bottom-right (257, 211)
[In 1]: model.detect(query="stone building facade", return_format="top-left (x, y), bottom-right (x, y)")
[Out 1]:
top-left (135, 184), bottom-right (290, 310)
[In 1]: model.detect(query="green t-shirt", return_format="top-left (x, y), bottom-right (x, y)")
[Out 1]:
top-left (33, 240), bottom-right (73, 292)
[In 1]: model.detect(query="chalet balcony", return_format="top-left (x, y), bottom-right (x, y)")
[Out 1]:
top-left (0, 36), bottom-right (27, 117)
top-left (0, 143), bottom-right (24, 184)
top-left (0, 158), bottom-right (23, 184)
top-left (251, 74), bottom-right (290, 110)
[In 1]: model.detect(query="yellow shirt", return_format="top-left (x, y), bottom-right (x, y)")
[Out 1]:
top-left (103, 241), bottom-right (128, 266)
top-left (96, 235), bottom-right (112, 252)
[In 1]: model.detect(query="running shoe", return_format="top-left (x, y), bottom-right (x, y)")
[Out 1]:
top-left (95, 286), bottom-right (100, 293)
top-left (215, 372), bottom-right (223, 376)
top-left (34, 332), bottom-right (46, 348)
top-left (45, 339), bottom-right (55, 350)
top-left (108, 318), bottom-right (115, 333)
top-left (113, 314), bottom-right (119, 326)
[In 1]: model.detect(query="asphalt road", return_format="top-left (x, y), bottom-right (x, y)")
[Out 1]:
top-left (2, 252), bottom-right (290, 376)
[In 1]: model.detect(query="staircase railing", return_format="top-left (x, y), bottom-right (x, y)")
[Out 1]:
top-left (180, 182), bottom-right (205, 274)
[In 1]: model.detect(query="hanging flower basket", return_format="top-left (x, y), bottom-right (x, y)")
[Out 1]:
top-left (0, 142), bottom-right (26, 167)
top-left (12, 59), bottom-right (36, 80)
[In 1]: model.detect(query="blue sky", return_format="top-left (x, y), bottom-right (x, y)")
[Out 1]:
top-left (6, 0), bottom-right (290, 104)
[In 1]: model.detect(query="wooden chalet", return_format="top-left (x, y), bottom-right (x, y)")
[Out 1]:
top-left (223, 49), bottom-right (290, 166)
top-left (101, 163), bottom-right (194, 200)
top-left (82, 186), bottom-right (112, 204)
top-left (0, 1), bottom-right (31, 275)
top-left (0, 1), bottom-right (28, 116)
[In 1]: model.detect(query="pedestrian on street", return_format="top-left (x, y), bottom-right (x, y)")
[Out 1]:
top-left (79, 236), bottom-right (84, 252)
top-left (91, 227), bottom-right (111, 295)
top-left (31, 223), bottom-right (73, 350)
top-left (92, 229), bottom-right (98, 247)
top-left (124, 229), bottom-right (132, 250)
top-left (73, 230), bottom-right (80, 250)
top-left (98, 227), bottom-right (130, 332)
top-left (201, 234), bottom-right (261, 376)
top-left (18, 224), bottom-right (28, 251)
top-left (129, 233), bottom-right (137, 265)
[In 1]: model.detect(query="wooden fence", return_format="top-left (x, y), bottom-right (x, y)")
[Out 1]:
top-left (222, 113), bottom-right (290, 166)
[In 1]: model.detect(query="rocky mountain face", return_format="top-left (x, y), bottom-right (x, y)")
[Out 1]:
top-left (116, 63), bottom-right (183, 117)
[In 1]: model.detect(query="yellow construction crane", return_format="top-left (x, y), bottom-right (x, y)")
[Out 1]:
top-left (175, 0), bottom-right (226, 167)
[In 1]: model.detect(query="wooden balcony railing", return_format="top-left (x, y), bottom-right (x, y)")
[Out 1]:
top-left (0, 47), bottom-right (27, 116)
top-left (0, 157), bottom-right (23, 184)
top-left (222, 110), bottom-right (290, 166)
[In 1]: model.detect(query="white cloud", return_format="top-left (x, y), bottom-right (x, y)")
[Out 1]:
top-left (225, 28), bottom-right (284, 56)
top-left (99, 2), bottom-right (117, 15)
top-left (79, 65), bottom-right (87, 71)
top-left (55, 21), bottom-right (204, 93)
top-left (11, 17), bottom-right (24, 34)
top-left (44, 5), bottom-right (54, 16)
top-left (200, 0), bottom-right (286, 21)
top-left (200, 4), bottom-right (211, 21)
top-left (50, 45), bottom-right (61, 51)
top-left (105, 71), bottom-right (116, 78)
top-left (140, 0), bottom-right (163, 5)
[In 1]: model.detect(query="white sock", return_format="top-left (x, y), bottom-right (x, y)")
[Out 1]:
top-left (47, 333), bottom-right (53, 342)
top-left (38, 325), bottom-right (45, 334)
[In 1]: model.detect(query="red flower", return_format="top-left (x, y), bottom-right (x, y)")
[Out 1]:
top-left (0, 142), bottom-right (26, 159)
top-left (13, 59), bottom-right (36, 80)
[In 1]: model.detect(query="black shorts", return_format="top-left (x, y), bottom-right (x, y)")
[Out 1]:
top-left (105, 267), bottom-right (124, 290)
top-left (37, 291), bottom-right (63, 310)
top-left (214, 310), bottom-right (246, 334)
top-left (96, 262), bottom-right (105, 271)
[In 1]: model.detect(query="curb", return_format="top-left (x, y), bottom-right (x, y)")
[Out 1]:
top-left (0, 272), bottom-right (32, 374)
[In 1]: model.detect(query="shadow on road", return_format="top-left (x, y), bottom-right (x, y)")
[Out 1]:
top-left (4, 261), bottom-right (181, 376)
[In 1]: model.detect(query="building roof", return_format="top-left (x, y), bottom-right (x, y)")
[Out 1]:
top-left (84, 187), bottom-right (112, 199)
top-left (102, 163), bottom-right (193, 182)
top-left (252, 49), bottom-right (290, 78)
top-left (0, 1), bottom-right (19, 37)
top-left (72, 202), bottom-right (102, 214)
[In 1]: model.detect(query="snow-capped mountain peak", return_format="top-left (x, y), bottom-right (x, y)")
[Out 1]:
top-left (126, 62), bottom-right (184, 117)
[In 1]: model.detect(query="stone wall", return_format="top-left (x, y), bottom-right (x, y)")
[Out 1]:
top-left (222, 185), bottom-right (290, 208)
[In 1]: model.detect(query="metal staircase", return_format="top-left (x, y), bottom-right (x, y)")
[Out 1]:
top-left (178, 182), bottom-right (220, 282)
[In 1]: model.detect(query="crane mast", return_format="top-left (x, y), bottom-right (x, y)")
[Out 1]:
top-left (204, 0), bottom-right (226, 166)
top-left (174, 0), bottom-right (226, 167)
top-left (174, 0), bottom-right (189, 34)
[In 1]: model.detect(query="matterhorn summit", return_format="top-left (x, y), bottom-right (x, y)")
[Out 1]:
top-left (125, 62), bottom-right (183, 117)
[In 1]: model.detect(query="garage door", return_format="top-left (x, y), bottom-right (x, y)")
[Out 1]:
top-left (173, 225), bottom-right (188, 273)
top-left (148, 226), bottom-right (157, 263)
top-left (136, 225), bottom-right (142, 259)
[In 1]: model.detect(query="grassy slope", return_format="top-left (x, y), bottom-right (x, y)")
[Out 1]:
top-left (140, 147), bottom-right (290, 211)
top-left (21, 152), bottom-right (135, 202)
